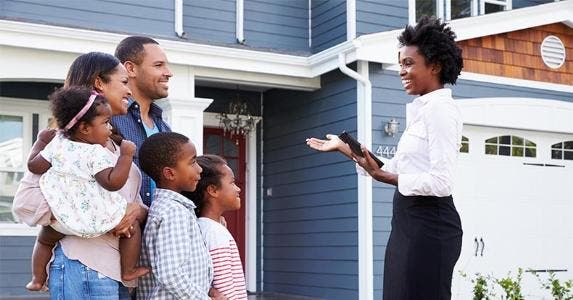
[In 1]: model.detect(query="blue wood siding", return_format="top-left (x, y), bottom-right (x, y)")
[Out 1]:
top-left (311, 0), bottom-right (346, 53)
top-left (244, 0), bottom-right (309, 53)
top-left (184, 0), bottom-right (236, 45)
top-left (369, 63), bottom-right (573, 298)
top-left (0, 0), bottom-right (174, 37)
top-left (356, 0), bottom-right (408, 36)
top-left (262, 70), bottom-right (358, 299)
top-left (0, 236), bottom-right (46, 298)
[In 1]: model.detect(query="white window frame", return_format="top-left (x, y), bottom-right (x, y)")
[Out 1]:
top-left (410, 0), bottom-right (512, 22)
top-left (0, 97), bottom-right (50, 236)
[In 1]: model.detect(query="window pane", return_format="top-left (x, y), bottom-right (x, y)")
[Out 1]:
top-left (416, 0), bottom-right (436, 19)
top-left (512, 147), bottom-right (523, 157)
top-left (499, 146), bottom-right (510, 156)
top-left (462, 136), bottom-right (469, 142)
top-left (512, 136), bottom-right (524, 146)
top-left (499, 135), bottom-right (511, 145)
top-left (485, 145), bottom-right (497, 155)
top-left (525, 140), bottom-right (536, 147)
top-left (551, 142), bottom-right (563, 149)
top-left (227, 158), bottom-right (238, 176)
top-left (0, 115), bottom-right (25, 223)
top-left (451, 0), bottom-right (472, 19)
top-left (485, 3), bottom-right (504, 14)
top-left (485, 137), bottom-right (498, 144)
top-left (564, 151), bottom-right (573, 161)
top-left (205, 135), bottom-right (221, 155)
top-left (564, 141), bottom-right (573, 150)
top-left (460, 143), bottom-right (469, 153)
top-left (525, 148), bottom-right (536, 158)
top-left (223, 137), bottom-right (238, 157)
top-left (552, 150), bottom-right (563, 159)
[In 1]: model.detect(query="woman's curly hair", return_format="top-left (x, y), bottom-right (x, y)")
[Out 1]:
top-left (49, 86), bottom-right (108, 137)
top-left (398, 16), bottom-right (463, 85)
top-left (181, 154), bottom-right (227, 216)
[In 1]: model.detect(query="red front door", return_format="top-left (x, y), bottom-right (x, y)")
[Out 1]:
top-left (203, 128), bottom-right (246, 269)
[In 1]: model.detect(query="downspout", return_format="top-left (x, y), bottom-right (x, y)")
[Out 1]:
top-left (174, 0), bottom-right (186, 38)
top-left (338, 52), bottom-right (373, 300)
top-left (236, 0), bottom-right (245, 43)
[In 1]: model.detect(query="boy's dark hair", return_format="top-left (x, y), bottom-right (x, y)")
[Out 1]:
top-left (49, 87), bottom-right (108, 137)
top-left (64, 52), bottom-right (121, 89)
top-left (398, 16), bottom-right (463, 85)
top-left (115, 36), bottom-right (159, 64)
top-left (139, 132), bottom-right (190, 184)
top-left (182, 155), bottom-right (227, 216)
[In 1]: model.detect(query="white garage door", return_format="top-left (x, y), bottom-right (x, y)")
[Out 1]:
top-left (451, 98), bottom-right (573, 299)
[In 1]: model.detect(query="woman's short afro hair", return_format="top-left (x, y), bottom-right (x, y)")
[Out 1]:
top-left (398, 15), bottom-right (463, 85)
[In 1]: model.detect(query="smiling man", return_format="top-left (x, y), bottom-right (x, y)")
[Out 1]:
top-left (112, 36), bottom-right (173, 206)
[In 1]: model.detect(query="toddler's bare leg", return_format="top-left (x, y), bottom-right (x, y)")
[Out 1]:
top-left (120, 220), bottom-right (149, 281)
top-left (26, 226), bottom-right (65, 291)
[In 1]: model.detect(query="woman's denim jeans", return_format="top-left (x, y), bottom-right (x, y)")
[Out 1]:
top-left (49, 243), bottom-right (129, 300)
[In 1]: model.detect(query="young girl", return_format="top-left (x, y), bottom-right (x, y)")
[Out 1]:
top-left (25, 86), bottom-right (148, 290)
top-left (184, 155), bottom-right (248, 300)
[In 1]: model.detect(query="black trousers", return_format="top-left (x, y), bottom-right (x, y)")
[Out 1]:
top-left (383, 191), bottom-right (463, 300)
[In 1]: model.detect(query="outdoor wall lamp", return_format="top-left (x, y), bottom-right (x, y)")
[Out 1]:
top-left (384, 118), bottom-right (400, 136)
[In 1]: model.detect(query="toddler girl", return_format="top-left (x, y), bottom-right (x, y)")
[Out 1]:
top-left (25, 86), bottom-right (148, 290)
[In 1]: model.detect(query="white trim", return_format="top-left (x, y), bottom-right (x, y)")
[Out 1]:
top-left (338, 55), bottom-right (373, 300)
top-left (203, 112), bottom-right (261, 292)
top-left (0, 224), bottom-right (41, 236)
top-left (347, 0), bottom-right (357, 41)
top-left (245, 117), bottom-right (260, 293)
top-left (437, 0), bottom-right (446, 21)
top-left (383, 64), bottom-right (573, 93)
top-left (174, 0), bottom-right (185, 38)
top-left (236, 0), bottom-right (245, 44)
top-left (458, 97), bottom-right (573, 134)
top-left (158, 97), bottom-right (213, 155)
top-left (445, 0), bottom-right (452, 20)
top-left (408, 0), bottom-right (416, 25)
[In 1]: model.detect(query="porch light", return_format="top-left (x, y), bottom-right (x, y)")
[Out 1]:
top-left (384, 118), bottom-right (400, 137)
top-left (219, 92), bottom-right (256, 138)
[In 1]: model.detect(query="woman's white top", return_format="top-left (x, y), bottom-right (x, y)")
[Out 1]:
top-left (383, 88), bottom-right (463, 197)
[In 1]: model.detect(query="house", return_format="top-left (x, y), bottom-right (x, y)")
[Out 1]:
top-left (1, 0), bottom-right (572, 299)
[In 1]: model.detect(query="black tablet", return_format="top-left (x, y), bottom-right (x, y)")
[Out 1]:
top-left (338, 131), bottom-right (384, 168)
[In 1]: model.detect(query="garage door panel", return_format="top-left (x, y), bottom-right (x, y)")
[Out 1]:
top-left (453, 125), bottom-right (573, 298)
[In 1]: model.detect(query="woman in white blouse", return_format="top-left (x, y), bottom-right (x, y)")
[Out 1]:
top-left (306, 16), bottom-right (464, 300)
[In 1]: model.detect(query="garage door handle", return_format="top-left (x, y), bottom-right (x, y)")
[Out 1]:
top-left (474, 237), bottom-right (479, 256)
top-left (479, 238), bottom-right (485, 256)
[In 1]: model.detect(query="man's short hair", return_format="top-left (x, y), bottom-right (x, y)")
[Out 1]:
top-left (115, 36), bottom-right (159, 65)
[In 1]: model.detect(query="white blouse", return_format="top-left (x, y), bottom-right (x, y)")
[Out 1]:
top-left (382, 88), bottom-right (463, 197)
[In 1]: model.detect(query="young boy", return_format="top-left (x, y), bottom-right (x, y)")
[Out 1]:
top-left (137, 132), bottom-right (216, 299)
